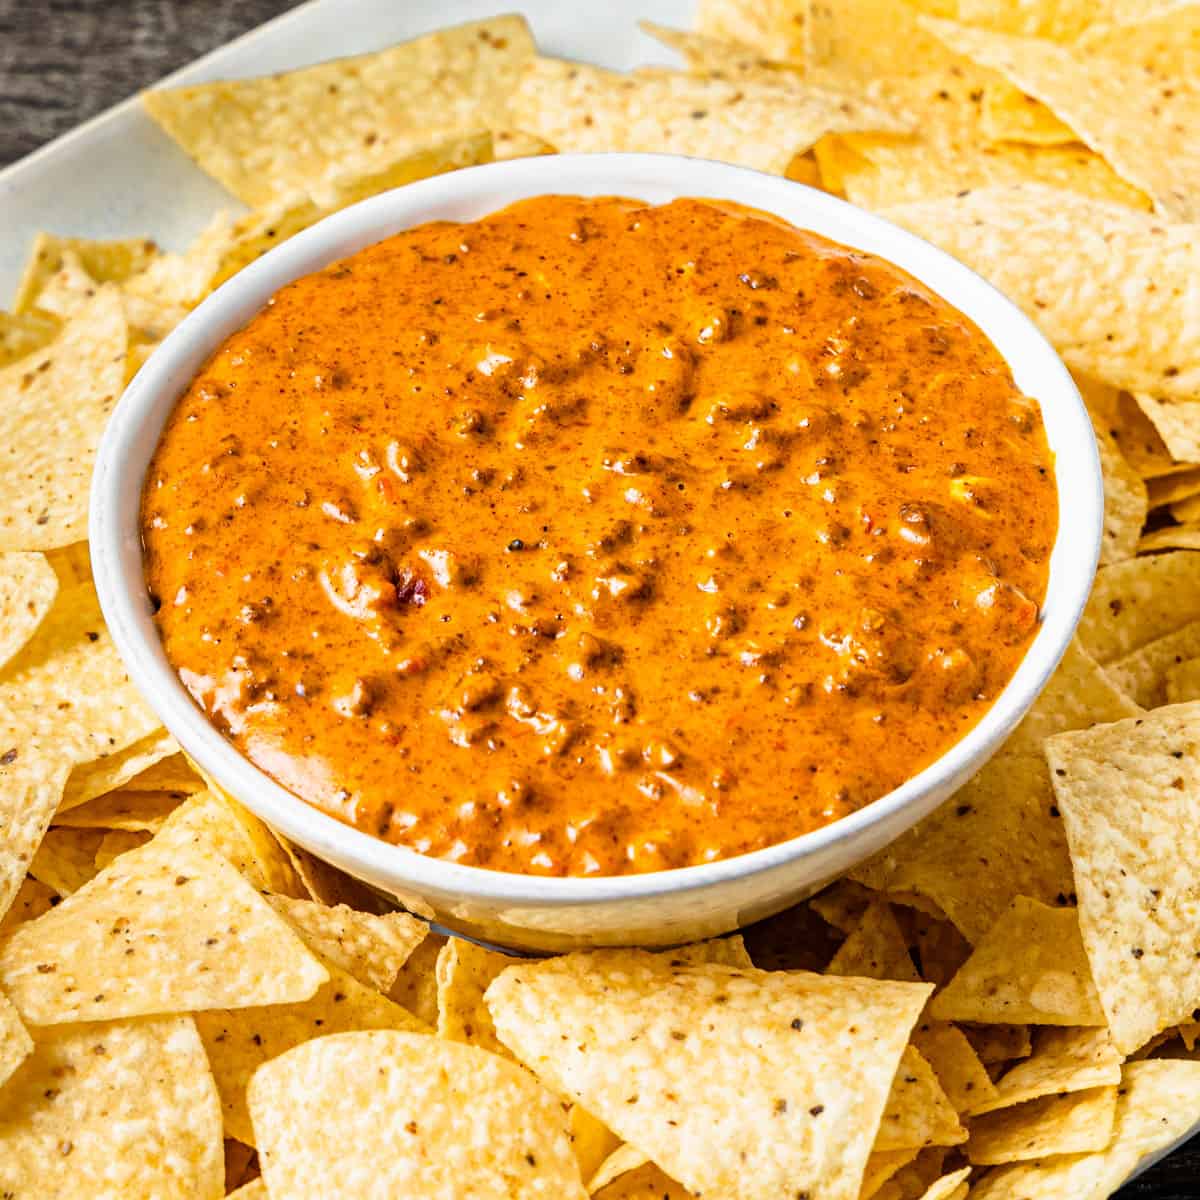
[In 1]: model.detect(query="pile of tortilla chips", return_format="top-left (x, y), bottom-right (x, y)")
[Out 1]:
top-left (2, 3), bottom-right (1200, 1197)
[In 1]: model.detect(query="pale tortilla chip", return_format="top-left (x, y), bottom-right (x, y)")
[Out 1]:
top-left (0, 840), bottom-right (327, 1024)
top-left (594, 1161), bottom-right (694, 1198)
top-left (52, 787), bottom-right (182, 832)
top-left (266, 895), bottom-right (425, 992)
top-left (510, 57), bottom-right (908, 174)
top-left (806, 0), bottom-right (964, 82)
top-left (124, 750), bottom-right (205, 792)
top-left (827, 901), bottom-right (920, 982)
top-left (588, 1142), bottom-right (653, 1193)
top-left (0, 309), bottom-right (60, 368)
top-left (694, 0), bottom-right (807, 62)
top-left (122, 212), bottom-right (238, 312)
top-left (1081, 375), bottom-right (1184, 480)
top-left (57, 728), bottom-right (179, 812)
top-left (930, 897), bottom-right (1104, 1025)
top-left (12, 232), bottom-right (158, 314)
top-left (1079, 551), bottom-right (1200, 663)
top-left (920, 14), bottom-right (1200, 219)
top-left (1166, 656), bottom-right (1200, 704)
top-left (1046, 701), bottom-right (1200, 1053)
top-left (0, 287), bottom-right (127, 549)
top-left (968, 1085), bottom-right (1117, 1164)
top-left (143, 17), bottom-right (534, 205)
top-left (0, 552), bottom-right (56, 672)
top-left (0, 1016), bottom-right (223, 1199)
top-left (641, 21), bottom-right (804, 79)
top-left (980, 80), bottom-right (1075, 145)
top-left (882, 186), bottom-right (1198, 400)
top-left (875, 1046), bottom-right (967, 1152)
top-left (197, 961), bottom-right (426, 1144)
top-left (1090, 411), bottom-right (1148, 564)
top-left (859, 1149), bottom-right (919, 1200)
top-left (912, 1020), bottom-right (1000, 1115)
top-left (1105, 619), bottom-right (1200, 707)
top-left (970, 1026), bottom-right (1123, 1115)
top-left (389, 930), bottom-right (445, 1025)
top-left (487, 951), bottom-right (931, 1200)
top-left (276, 838), bottom-right (379, 908)
top-left (28, 826), bottom-right (105, 894)
top-left (852, 640), bottom-right (1138, 941)
top-left (249, 1031), bottom-right (586, 1198)
top-left (0, 875), bottom-right (56, 937)
top-left (1134, 393), bottom-right (1200, 464)
top-left (0, 988), bottom-right (32, 1089)
top-left (970, 1060), bottom-right (1200, 1199)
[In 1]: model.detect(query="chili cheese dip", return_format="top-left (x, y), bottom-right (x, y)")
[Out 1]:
top-left (141, 196), bottom-right (1057, 876)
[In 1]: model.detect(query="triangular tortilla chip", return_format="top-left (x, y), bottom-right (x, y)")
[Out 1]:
top-left (142, 17), bottom-right (534, 205)
top-left (0, 840), bottom-right (328, 1024)
top-left (487, 951), bottom-right (931, 1200)
top-left (248, 1031), bottom-right (587, 1198)
top-left (827, 901), bottom-right (920, 982)
top-left (0, 1016), bottom-right (223, 1199)
top-left (0, 876), bottom-right (56, 937)
top-left (0, 309), bottom-right (60, 369)
top-left (912, 1020), bottom-right (1000, 1115)
top-left (1134, 392), bottom-right (1200, 464)
top-left (0, 988), bottom-right (32, 1089)
top-left (883, 185), bottom-right (1199, 400)
top-left (967, 1085), bottom-right (1118, 1164)
top-left (930, 897), bottom-right (1105, 1025)
top-left (694, 0), bottom-right (808, 62)
top-left (0, 552), bottom-right (56, 672)
top-left (1167, 656), bottom-right (1200, 704)
top-left (28, 826), bottom-right (105, 895)
top-left (57, 728), bottom-right (179, 812)
top-left (12, 233), bottom-right (158, 314)
top-left (53, 787), bottom-right (182, 832)
top-left (875, 1046), bottom-right (967, 1152)
top-left (1090, 410), bottom-right (1147, 564)
top-left (1046, 701), bottom-right (1200, 1053)
top-left (980, 80), bottom-right (1074, 145)
top-left (1105, 619), bottom-right (1200, 707)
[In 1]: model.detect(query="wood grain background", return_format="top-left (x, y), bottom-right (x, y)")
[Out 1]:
top-left (0, 1), bottom-right (1194, 1193)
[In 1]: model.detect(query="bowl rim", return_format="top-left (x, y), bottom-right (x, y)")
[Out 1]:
top-left (90, 152), bottom-right (1102, 908)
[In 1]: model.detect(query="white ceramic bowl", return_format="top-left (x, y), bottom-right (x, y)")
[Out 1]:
top-left (91, 153), bottom-right (1101, 951)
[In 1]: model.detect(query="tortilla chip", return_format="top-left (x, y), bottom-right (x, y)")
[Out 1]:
top-left (968, 1084), bottom-right (1118, 1164)
top-left (920, 14), bottom-right (1200, 219)
top-left (641, 21), bottom-right (804, 79)
top-left (266, 895), bottom-right (425, 992)
top-left (57, 728), bottom-right (179, 812)
top-left (589, 1143), bottom-right (653, 1193)
top-left (980, 80), bottom-right (1074, 144)
top-left (859, 1149), bottom-right (919, 1200)
top-left (1166, 656), bottom-right (1200, 704)
top-left (249, 1030), bottom-right (585, 1197)
top-left (852, 639), bottom-right (1138, 941)
top-left (509, 57), bottom-right (907, 174)
top-left (913, 917), bottom-right (973, 991)
top-left (1138, 524), bottom-right (1200, 553)
top-left (827, 901), bottom-right (920, 982)
top-left (1105, 619), bottom-right (1200, 707)
top-left (1046, 701), bottom-right (1200, 1053)
top-left (1146, 466), bottom-right (1200, 510)
top-left (806, 0), bottom-right (964, 82)
top-left (0, 840), bottom-right (328, 1024)
top-left (1134, 393), bottom-right (1200, 464)
top-left (197, 961), bottom-right (426, 1144)
top-left (389, 930), bottom-right (445, 1025)
top-left (123, 750), bottom-right (205, 792)
top-left (882, 185), bottom-right (1197, 400)
top-left (0, 552), bottom-right (56, 672)
top-left (594, 1161), bottom-right (694, 1198)
top-left (28, 826), bottom-right (105, 894)
top-left (963, 1023), bottom-right (1033, 1065)
top-left (227, 1181), bottom-right (267, 1200)
top-left (0, 309), bottom-right (60, 368)
top-left (487, 951), bottom-right (931, 1200)
top-left (810, 878), bottom-right (876, 932)
top-left (969, 1060), bottom-right (1200, 1199)
top-left (0, 287), bottom-right (127, 549)
top-left (1172, 494), bottom-right (1200, 527)
top-left (0, 988), bottom-right (32, 1088)
top-left (1090, 411), bottom-right (1148, 564)
top-left (876, 1046), bottom-right (967, 1152)
top-left (0, 1015), bottom-right (223, 1198)
top-left (1081, 375), bottom-right (1184, 480)
top-left (970, 1026), bottom-right (1123, 1115)
top-left (143, 17), bottom-right (534, 206)
top-left (12, 233), bottom-right (159, 314)
top-left (52, 787), bottom-right (181, 833)
top-left (568, 1103), bottom-right (622, 1185)
top-left (912, 1020), bottom-right (1000, 1115)
top-left (930, 897), bottom-right (1104, 1025)
top-left (92, 827), bottom-right (151, 869)
top-left (122, 212), bottom-right (238, 312)
top-left (694, 0), bottom-right (807, 62)
top-left (1079, 551), bottom-right (1200, 663)
top-left (0, 875), bottom-right (56, 937)
top-left (275, 838), bottom-right (379, 908)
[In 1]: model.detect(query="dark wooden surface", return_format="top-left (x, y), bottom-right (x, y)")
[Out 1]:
top-left (1, 2), bottom-right (1197, 1194)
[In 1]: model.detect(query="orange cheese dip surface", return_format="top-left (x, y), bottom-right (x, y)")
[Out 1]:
top-left (142, 196), bottom-right (1057, 877)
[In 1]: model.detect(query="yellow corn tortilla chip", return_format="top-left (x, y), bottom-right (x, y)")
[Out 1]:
top-left (853, 639), bottom-right (1138, 941)
top-left (827, 901), bottom-right (921, 982)
top-left (920, 14), bottom-right (1200, 219)
top-left (917, 1169), bottom-right (971, 1200)
top-left (970, 1026), bottom-right (1123, 1115)
top-left (1138, 524), bottom-right (1200, 553)
top-left (594, 1161), bottom-right (694, 1199)
top-left (0, 1015), bottom-right (223, 1199)
top-left (875, 1046), bottom-right (967, 1152)
top-left (1105, 619), bottom-right (1200, 708)
top-left (1079, 550), bottom-right (1200, 663)
top-left (28, 826), bottom-right (105, 894)
top-left (92, 827), bottom-right (150, 869)
top-left (1081, 375), bottom-right (1185, 480)
top-left (12, 232), bottom-right (159, 314)
top-left (197, 961), bottom-right (426, 1145)
top-left (883, 185), bottom-right (1196, 400)
top-left (953, 0), bottom-right (1105, 39)
top-left (694, 0), bottom-right (807, 62)
top-left (641, 21), bottom-right (804, 79)
top-left (1166, 656), bottom-right (1200, 704)
top-left (487, 951), bottom-right (931, 1200)
top-left (589, 1143), bottom-right (653, 1193)
top-left (0, 309), bottom-right (60, 368)
top-left (859, 1149), bottom-right (919, 1200)
top-left (43, 538), bottom-right (92, 586)
top-left (1090, 411), bottom-right (1148, 564)
top-left (805, 0), bottom-right (964, 83)
top-left (276, 837), bottom-right (379, 908)
top-left (809, 878), bottom-right (876, 932)
top-left (0, 579), bottom-right (161, 921)
top-left (0, 988), bottom-right (32, 1089)
top-left (143, 17), bottom-right (534, 206)
top-left (968, 1085), bottom-right (1118, 1164)
top-left (266, 895), bottom-right (425, 992)
top-left (123, 750), bottom-right (204, 792)
top-left (52, 786), bottom-right (182, 832)
top-left (963, 1023), bottom-right (1033, 1065)
top-left (0, 287), bottom-right (127, 549)
top-left (249, 1030), bottom-right (586, 1198)
top-left (912, 917), bottom-right (972, 991)
top-left (912, 1020), bottom-right (1000, 1115)
top-left (568, 1103), bottom-right (622, 1186)
top-left (1134, 393), bottom-right (1200, 464)
top-left (0, 875), bottom-right (56, 937)
top-left (0, 840), bottom-right (327, 1024)
top-left (57, 727), bottom-right (179, 812)
top-left (970, 1060), bottom-right (1200, 1199)
top-left (0, 551), bottom-right (56, 672)
top-left (389, 930), bottom-right (445, 1025)
top-left (122, 212), bottom-right (238, 312)
top-left (980, 80), bottom-right (1075, 145)
top-left (227, 1180), bottom-right (268, 1200)
top-left (930, 897), bottom-right (1105, 1025)
top-left (1146, 466), bottom-right (1200, 509)
top-left (1046, 701), bottom-right (1200, 1053)
top-left (510, 57), bottom-right (908, 175)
